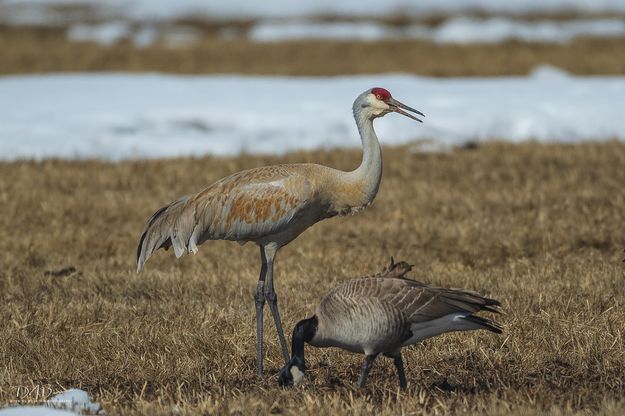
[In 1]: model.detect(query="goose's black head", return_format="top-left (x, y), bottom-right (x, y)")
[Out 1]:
top-left (278, 315), bottom-right (318, 387)
top-left (278, 355), bottom-right (305, 387)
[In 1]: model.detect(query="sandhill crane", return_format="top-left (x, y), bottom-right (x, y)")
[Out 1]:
top-left (136, 88), bottom-right (424, 377)
top-left (278, 260), bottom-right (502, 389)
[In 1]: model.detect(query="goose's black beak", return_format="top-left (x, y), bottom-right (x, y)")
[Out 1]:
top-left (278, 365), bottom-right (294, 387)
top-left (388, 98), bottom-right (424, 123)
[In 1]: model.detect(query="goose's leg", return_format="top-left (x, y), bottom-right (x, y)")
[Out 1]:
top-left (254, 247), bottom-right (268, 377)
top-left (357, 354), bottom-right (379, 388)
top-left (263, 245), bottom-right (291, 364)
top-left (393, 353), bottom-right (407, 389)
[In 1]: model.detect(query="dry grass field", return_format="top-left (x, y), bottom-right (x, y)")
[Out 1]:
top-left (1, 142), bottom-right (624, 415)
top-left (2, 25), bottom-right (625, 76)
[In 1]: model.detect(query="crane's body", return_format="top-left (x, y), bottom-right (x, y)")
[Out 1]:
top-left (137, 163), bottom-right (378, 267)
top-left (136, 88), bottom-right (424, 377)
top-left (279, 260), bottom-right (502, 389)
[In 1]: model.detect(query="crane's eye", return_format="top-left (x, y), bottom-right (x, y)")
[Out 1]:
top-left (376, 94), bottom-right (383, 100)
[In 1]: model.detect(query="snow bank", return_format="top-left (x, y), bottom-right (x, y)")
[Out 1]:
top-left (64, 18), bottom-right (625, 47)
top-left (67, 21), bottom-right (131, 45)
top-left (250, 18), bottom-right (625, 43)
top-left (5, 0), bottom-right (625, 46)
top-left (67, 21), bottom-right (158, 47)
top-left (1, 69), bottom-right (623, 161)
top-left (431, 17), bottom-right (625, 43)
top-left (3, 0), bottom-right (625, 21)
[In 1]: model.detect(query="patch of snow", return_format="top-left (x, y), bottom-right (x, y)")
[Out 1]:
top-left (529, 64), bottom-right (572, 79)
top-left (0, 389), bottom-right (101, 416)
top-left (132, 24), bottom-right (158, 47)
top-left (67, 22), bottom-right (159, 47)
top-left (250, 21), bottom-right (393, 42)
top-left (67, 22), bottom-right (131, 45)
top-left (3, 0), bottom-right (625, 21)
top-left (250, 18), bottom-right (625, 43)
top-left (47, 389), bottom-right (101, 414)
top-left (430, 17), bottom-right (625, 43)
top-left (63, 18), bottom-right (625, 46)
top-left (0, 407), bottom-right (77, 416)
top-left (0, 70), bottom-right (624, 161)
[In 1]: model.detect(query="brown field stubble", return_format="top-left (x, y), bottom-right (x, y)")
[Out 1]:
top-left (2, 25), bottom-right (625, 76)
top-left (0, 142), bottom-right (625, 415)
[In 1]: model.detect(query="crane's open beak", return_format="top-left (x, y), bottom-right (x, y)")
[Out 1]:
top-left (388, 98), bottom-right (424, 123)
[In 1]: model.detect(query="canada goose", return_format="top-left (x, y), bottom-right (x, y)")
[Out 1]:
top-left (278, 259), bottom-right (502, 389)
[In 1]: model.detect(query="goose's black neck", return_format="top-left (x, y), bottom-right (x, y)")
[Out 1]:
top-left (291, 315), bottom-right (318, 364)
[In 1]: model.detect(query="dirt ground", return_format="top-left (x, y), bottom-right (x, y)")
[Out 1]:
top-left (0, 142), bottom-right (624, 415)
top-left (2, 24), bottom-right (625, 76)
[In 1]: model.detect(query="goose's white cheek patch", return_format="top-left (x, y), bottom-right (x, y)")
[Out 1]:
top-left (290, 366), bottom-right (305, 385)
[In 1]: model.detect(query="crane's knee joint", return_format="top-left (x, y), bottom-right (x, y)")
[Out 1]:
top-left (264, 290), bottom-right (278, 303)
top-left (254, 286), bottom-right (265, 305)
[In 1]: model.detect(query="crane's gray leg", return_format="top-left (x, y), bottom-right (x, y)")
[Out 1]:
top-left (263, 245), bottom-right (291, 365)
top-left (393, 353), bottom-right (407, 389)
top-left (357, 354), bottom-right (379, 388)
top-left (254, 247), bottom-right (268, 377)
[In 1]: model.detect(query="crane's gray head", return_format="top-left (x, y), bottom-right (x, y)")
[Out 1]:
top-left (354, 87), bottom-right (424, 122)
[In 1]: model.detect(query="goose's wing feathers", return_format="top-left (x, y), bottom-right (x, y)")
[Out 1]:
top-left (326, 277), bottom-right (501, 329)
top-left (314, 274), bottom-right (501, 354)
top-left (136, 165), bottom-right (315, 272)
top-left (400, 283), bottom-right (500, 322)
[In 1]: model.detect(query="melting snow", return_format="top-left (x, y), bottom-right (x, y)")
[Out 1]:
top-left (0, 389), bottom-right (102, 415)
top-left (1, 69), bottom-right (623, 161)
top-left (3, 0), bottom-right (625, 22)
top-left (249, 18), bottom-right (625, 43)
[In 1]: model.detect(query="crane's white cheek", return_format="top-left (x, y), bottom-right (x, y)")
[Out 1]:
top-left (290, 367), bottom-right (305, 386)
top-left (370, 101), bottom-right (390, 117)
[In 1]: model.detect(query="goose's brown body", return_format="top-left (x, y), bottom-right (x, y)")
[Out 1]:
top-left (310, 277), bottom-right (498, 355)
top-left (312, 273), bottom-right (501, 356)
top-left (279, 261), bottom-right (501, 388)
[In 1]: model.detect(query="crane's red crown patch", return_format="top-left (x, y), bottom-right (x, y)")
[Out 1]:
top-left (371, 87), bottom-right (392, 102)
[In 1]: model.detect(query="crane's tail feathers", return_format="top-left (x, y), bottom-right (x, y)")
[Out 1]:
top-left (136, 195), bottom-right (194, 272)
top-left (462, 314), bottom-right (502, 334)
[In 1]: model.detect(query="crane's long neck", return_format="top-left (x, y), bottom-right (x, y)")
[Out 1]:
top-left (346, 107), bottom-right (383, 204)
